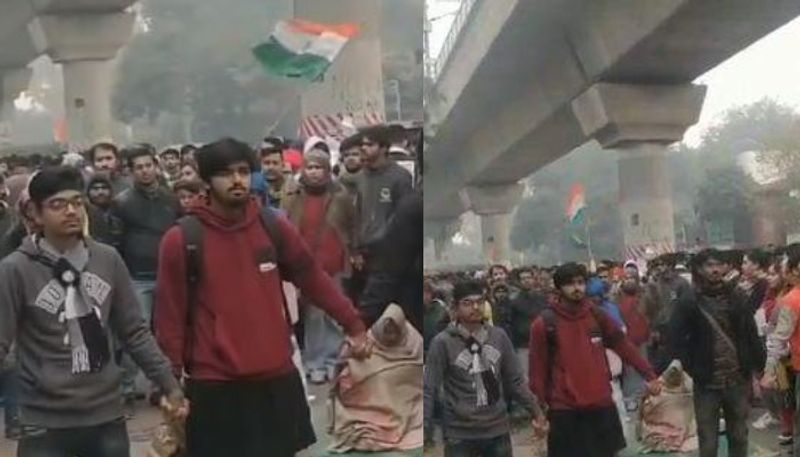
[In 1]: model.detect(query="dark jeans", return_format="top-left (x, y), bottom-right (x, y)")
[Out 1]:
top-left (694, 380), bottom-right (750, 457)
top-left (444, 433), bottom-right (512, 457)
top-left (186, 370), bottom-right (316, 457)
top-left (17, 419), bottom-right (129, 457)
top-left (2, 365), bottom-right (20, 434)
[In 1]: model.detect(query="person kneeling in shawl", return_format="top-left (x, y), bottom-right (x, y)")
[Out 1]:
top-left (328, 304), bottom-right (423, 453)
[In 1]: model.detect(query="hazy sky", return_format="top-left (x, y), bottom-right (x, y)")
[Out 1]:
top-left (426, 1), bottom-right (800, 148)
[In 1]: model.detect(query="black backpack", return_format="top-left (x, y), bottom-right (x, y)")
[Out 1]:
top-left (177, 207), bottom-right (290, 374)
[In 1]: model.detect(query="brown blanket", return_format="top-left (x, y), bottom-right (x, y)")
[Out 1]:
top-left (328, 305), bottom-right (423, 453)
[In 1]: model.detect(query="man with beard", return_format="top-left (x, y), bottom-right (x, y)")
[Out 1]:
top-left (529, 262), bottom-right (660, 457)
top-left (113, 145), bottom-right (182, 412)
top-left (259, 137), bottom-right (293, 208)
top-left (88, 143), bottom-right (130, 195)
top-left (507, 268), bottom-right (547, 373)
top-left (282, 149), bottom-right (356, 384)
top-left (643, 256), bottom-right (692, 373)
top-left (159, 148), bottom-right (182, 189)
top-left (337, 133), bottom-right (363, 194)
top-left (669, 249), bottom-right (765, 457)
top-left (85, 174), bottom-right (122, 251)
top-left (155, 138), bottom-right (370, 457)
top-left (617, 261), bottom-right (651, 412)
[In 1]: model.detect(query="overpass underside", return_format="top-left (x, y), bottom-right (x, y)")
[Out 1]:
top-left (425, 0), bottom-right (800, 263)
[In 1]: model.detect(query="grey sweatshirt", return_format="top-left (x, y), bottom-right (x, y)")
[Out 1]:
top-left (354, 161), bottom-right (413, 252)
top-left (424, 323), bottom-right (542, 440)
top-left (0, 236), bottom-right (179, 428)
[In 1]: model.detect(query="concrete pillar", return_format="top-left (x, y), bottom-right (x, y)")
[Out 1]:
top-left (465, 182), bottom-right (524, 264)
top-left (295, 0), bottom-right (386, 138)
top-left (752, 187), bottom-right (786, 246)
top-left (28, 12), bottom-right (135, 148)
top-left (0, 67), bottom-right (32, 145)
top-left (572, 82), bottom-right (706, 258)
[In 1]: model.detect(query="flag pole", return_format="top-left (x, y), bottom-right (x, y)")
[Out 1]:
top-left (585, 209), bottom-right (595, 265)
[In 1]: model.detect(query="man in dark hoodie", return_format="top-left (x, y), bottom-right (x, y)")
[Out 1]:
top-left (86, 173), bottom-right (123, 251)
top-left (0, 166), bottom-right (185, 457)
top-left (529, 262), bottom-right (660, 457)
top-left (155, 138), bottom-right (370, 457)
top-left (669, 249), bottom-right (765, 457)
top-left (425, 280), bottom-right (547, 456)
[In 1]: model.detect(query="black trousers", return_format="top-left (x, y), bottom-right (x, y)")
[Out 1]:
top-left (186, 370), bottom-right (316, 457)
top-left (548, 406), bottom-right (626, 457)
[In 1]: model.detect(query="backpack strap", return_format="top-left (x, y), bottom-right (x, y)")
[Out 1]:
top-left (257, 208), bottom-right (295, 327)
top-left (177, 215), bottom-right (204, 375)
top-left (540, 308), bottom-right (558, 400)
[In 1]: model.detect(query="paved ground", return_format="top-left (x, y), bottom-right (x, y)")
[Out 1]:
top-left (0, 382), bottom-right (394, 457)
top-left (424, 410), bottom-right (791, 457)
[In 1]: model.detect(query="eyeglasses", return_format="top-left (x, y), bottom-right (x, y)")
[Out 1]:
top-left (44, 196), bottom-right (85, 212)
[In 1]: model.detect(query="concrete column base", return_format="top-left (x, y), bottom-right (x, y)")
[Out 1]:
top-left (29, 11), bottom-right (135, 147)
top-left (572, 82), bottom-right (706, 259)
top-left (62, 59), bottom-right (115, 146)
top-left (752, 188), bottom-right (787, 247)
top-left (480, 213), bottom-right (512, 265)
top-left (617, 143), bottom-right (676, 258)
top-left (465, 182), bottom-right (523, 264)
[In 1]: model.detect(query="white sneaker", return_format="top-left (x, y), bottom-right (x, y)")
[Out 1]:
top-left (752, 412), bottom-right (778, 430)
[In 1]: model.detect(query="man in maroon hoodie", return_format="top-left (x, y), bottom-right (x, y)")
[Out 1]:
top-left (155, 138), bottom-right (370, 457)
top-left (529, 262), bottom-right (661, 457)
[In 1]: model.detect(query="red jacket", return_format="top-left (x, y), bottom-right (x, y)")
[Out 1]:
top-left (155, 200), bottom-right (364, 381)
top-left (529, 298), bottom-right (656, 411)
top-left (617, 292), bottom-right (650, 347)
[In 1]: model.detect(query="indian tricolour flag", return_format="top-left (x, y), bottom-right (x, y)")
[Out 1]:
top-left (252, 19), bottom-right (360, 81)
top-left (566, 183), bottom-right (586, 226)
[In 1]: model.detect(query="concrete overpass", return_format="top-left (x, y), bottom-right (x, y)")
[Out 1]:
top-left (424, 0), bottom-right (800, 263)
top-left (0, 0), bottom-right (136, 147)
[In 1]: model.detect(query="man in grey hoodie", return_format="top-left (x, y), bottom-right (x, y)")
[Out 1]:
top-left (0, 166), bottom-right (186, 457)
top-left (424, 279), bottom-right (547, 456)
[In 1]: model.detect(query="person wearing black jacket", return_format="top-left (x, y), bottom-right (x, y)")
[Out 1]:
top-left (359, 189), bottom-right (422, 332)
top-left (740, 249), bottom-right (770, 314)
top-left (669, 248), bottom-right (765, 457)
top-left (114, 146), bottom-right (181, 321)
top-left (86, 174), bottom-right (122, 251)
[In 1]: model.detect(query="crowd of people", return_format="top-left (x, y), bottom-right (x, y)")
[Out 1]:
top-left (0, 123), bottom-right (423, 457)
top-left (424, 246), bottom-right (800, 457)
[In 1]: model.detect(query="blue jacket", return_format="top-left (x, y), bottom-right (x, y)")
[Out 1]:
top-left (586, 277), bottom-right (626, 330)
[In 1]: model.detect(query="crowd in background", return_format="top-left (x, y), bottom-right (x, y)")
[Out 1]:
top-left (424, 246), bottom-right (800, 456)
top-left (0, 123), bottom-right (424, 456)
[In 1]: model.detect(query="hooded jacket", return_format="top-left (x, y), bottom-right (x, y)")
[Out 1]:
top-left (0, 237), bottom-right (178, 428)
top-left (424, 323), bottom-right (541, 440)
top-left (529, 298), bottom-right (656, 411)
top-left (155, 199), bottom-right (365, 381)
